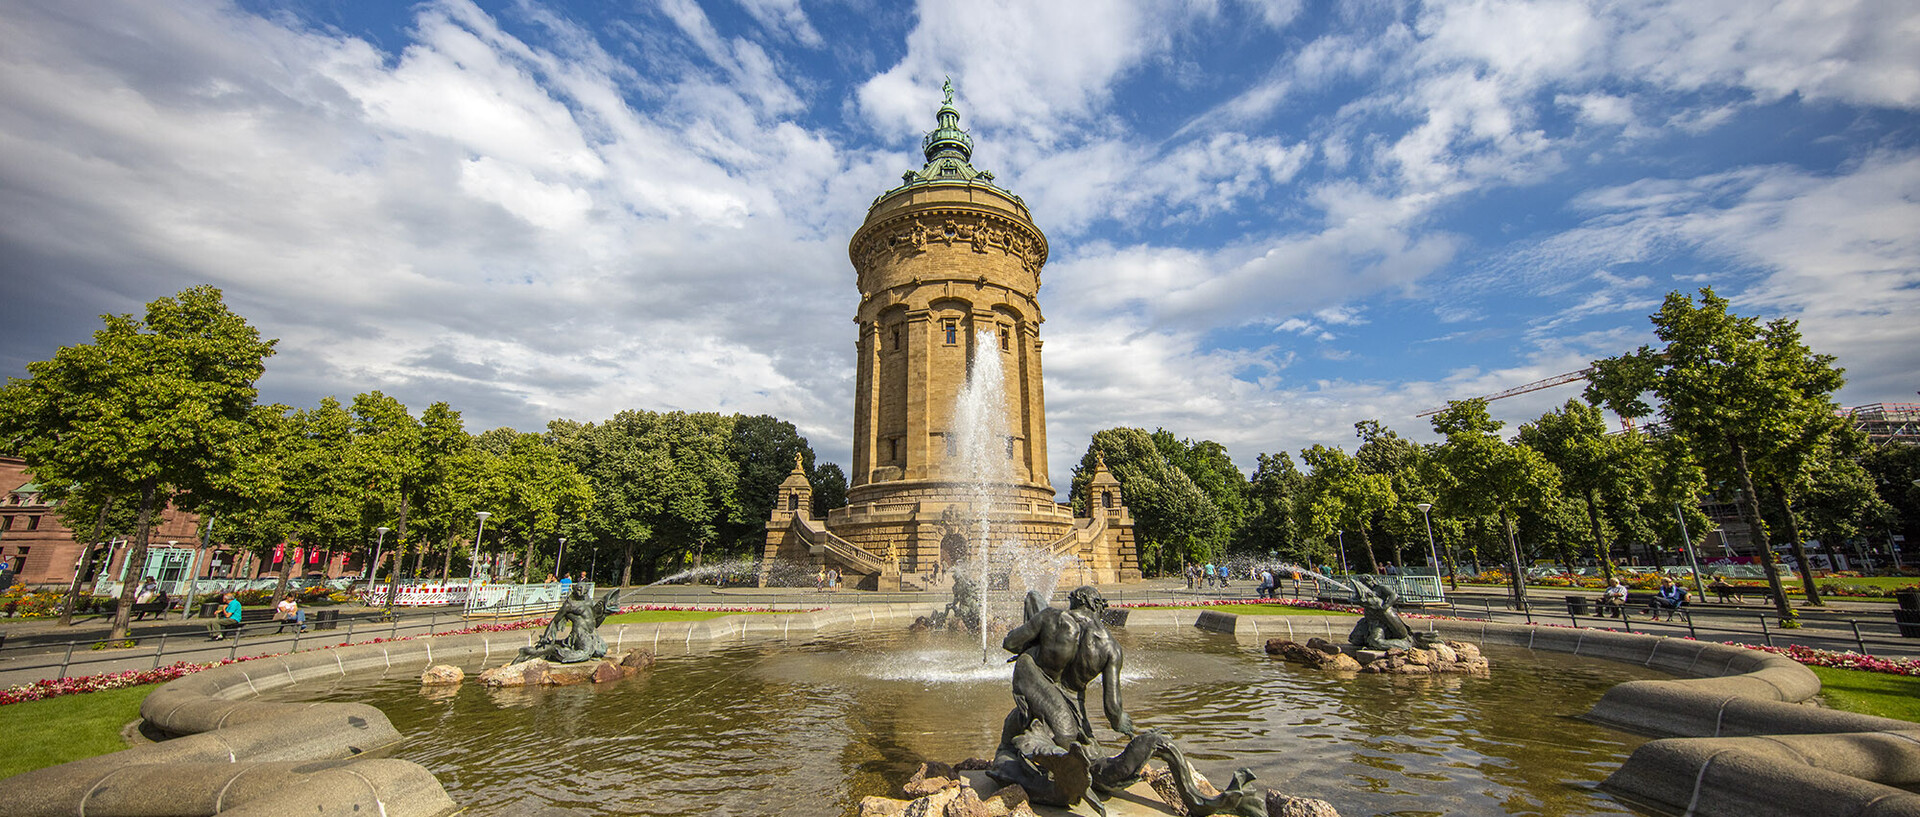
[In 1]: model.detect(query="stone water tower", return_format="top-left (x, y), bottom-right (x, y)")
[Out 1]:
top-left (761, 84), bottom-right (1139, 589)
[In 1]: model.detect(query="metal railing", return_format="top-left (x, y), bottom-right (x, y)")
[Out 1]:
top-left (0, 600), bottom-right (569, 685)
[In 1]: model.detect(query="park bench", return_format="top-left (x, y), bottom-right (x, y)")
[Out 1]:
top-left (1624, 591), bottom-right (1690, 620)
top-left (1707, 583), bottom-right (1781, 604)
top-left (129, 597), bottom-right (174, 621)
top-left (202, 606), bottom-right (282, 639)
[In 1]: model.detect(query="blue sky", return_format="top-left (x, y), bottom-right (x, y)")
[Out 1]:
top-left (2, 0), bottom-right (1916, 494)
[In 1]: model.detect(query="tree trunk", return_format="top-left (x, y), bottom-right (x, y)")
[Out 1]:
top-left (1767, 477), bottom-right (1823, 606)
top-left (1500, 509), bottom-right (1527, 610)
top-left (272, 541), bottom-right (295, 605)
top-left (382, 492), bottom-right (412, 610)
top-left (1816, 525), bottom-right (1849, 574)
top-left (109, 482), bottom-right (160, 640)
top-left (621, 541), bottom-right (635, 588)
top-left (441, 533), bottom-right (454, 580)
top-left (1358, 528), bottom-right (1382, 574)
top-left (59, 499), bottom-right (114, 626)
top-left (1583, 488), bottom-right (1615, 584)
top-left (1729, 436), bottom-right (1793, 618)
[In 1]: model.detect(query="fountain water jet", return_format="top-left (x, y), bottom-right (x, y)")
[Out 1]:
top-left (946, 329), bottom-right (1084, 660)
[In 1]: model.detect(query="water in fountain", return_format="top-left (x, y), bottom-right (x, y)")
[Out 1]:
top-left (946, 329), bottom-right (1084, 660)
top-left (647, 556), bottom-right (819, 587)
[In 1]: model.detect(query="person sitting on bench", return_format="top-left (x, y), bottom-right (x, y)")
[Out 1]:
top-left (1707, 577), bottom-right (1737, 602)
top-left (1649, 578), bottom-right (1688, 620)
top-left (1598, 579), bottom-right (1628, 618)
top-left (208, 592), bottom-right (243, 640)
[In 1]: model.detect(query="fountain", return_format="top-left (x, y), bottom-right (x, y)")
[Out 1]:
top-left (940, 328), bottom-right (1086, 657)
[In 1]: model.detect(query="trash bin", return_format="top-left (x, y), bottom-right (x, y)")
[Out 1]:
top-left (1565, 595), bottom-right (1588, 616)
top-left (1897, 588), bottom-right (1920, 638)
top-left (313, 609), bottom-right (339, 631)
top-left (198, 601), bottom-right (222, 619)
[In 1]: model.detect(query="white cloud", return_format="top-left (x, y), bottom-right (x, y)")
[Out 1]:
top-left (734, 0), bottom-right (824, 47)
top-left (855, 0), bottom-right (1200, 142)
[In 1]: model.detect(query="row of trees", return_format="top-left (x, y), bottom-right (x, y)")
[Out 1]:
top-left (1068, 290), bottom-right (1912, 618)
top-left (0, 287), bottom-right (846, 638)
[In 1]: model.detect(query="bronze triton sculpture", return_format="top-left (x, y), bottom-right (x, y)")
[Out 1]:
top-left (512, 585), bottom-right (622, 664)
top-left (987, 586), bottom-right (1266, 816)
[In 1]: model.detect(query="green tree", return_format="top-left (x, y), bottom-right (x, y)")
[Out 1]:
top-left (1426, 400), bottom-right (1562, 608)
top-left (1353, 420), bottom-right (1429, 571)
top-left (552, 411), bottom-right (739, 585)
top-left (1299, 444), bottom-right (1396, 574)
top-left (810, 461), bottom-right (848, 517)
top-left (1587, 289), bottom-right (1846, 619)
top-left (1755, 412), bottom-right (1877, 605)
top-left (1798, 448), bottom-right (1895, 572)
top-left (407, 402), bottom-right (477, 582)
top-left (1860, 444), bottom-right (1920, 565)
top-left (478, 431), bottom-right (593, 581)
top-left (352, 392), bottom-right (428, 610)
top-left (1240, 452), bottom-right (1311, 563)
top-left (48, 483), bottom-right (141, 625)
top-left (1517, 399), bottom-right (1657, 583)
top-left (1156, 432), bottom-right (1248, 553)
top-left (1069, 428), bottom-right (1221, 575)
top-left (0, 286), bottom-right (275, 638)
top-left (722, 415), bottom-right (817, 554)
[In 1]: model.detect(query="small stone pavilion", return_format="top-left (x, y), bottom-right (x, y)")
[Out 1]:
top-left (762, 85), bottom-right (1141, 591)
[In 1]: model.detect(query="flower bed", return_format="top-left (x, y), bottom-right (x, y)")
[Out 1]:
top-left (1736, 643), bottom-right (1920, 677)
top-left (0, 655), bottom-right (269, 705)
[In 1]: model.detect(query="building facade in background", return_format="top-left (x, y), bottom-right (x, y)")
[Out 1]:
top-left (1, 455), bottom-right (360, 589)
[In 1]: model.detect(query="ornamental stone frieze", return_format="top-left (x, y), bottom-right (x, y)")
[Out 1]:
top-left (850, 210), bottom-right (1047, 277)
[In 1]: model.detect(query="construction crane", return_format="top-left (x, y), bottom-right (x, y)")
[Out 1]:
top-left (1415, 367), bottom-right (1637, 431)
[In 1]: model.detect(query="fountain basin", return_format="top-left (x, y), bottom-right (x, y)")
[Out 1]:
top-left (8, 608), bottom-right (1918, 817)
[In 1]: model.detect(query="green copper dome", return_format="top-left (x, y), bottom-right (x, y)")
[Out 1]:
top-left (880, 78), bottom-right (1008, 196)
top-left (921, 80), bottom-right (974, 163)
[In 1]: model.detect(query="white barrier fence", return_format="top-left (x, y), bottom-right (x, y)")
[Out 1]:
top-left (359, 582), bottom-right (476, 607)
top-left (463, 582), bottom-right (592, 614)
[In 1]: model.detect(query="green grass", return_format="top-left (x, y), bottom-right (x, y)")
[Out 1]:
top-left (1148, 603), bottom-right (1356, 617)
top-left (1809, 666), bottom-right (1920, 722)
top-left (0, 685), bottom-right (154, 778)
top-left (602, 609), bottom-right (789, 624)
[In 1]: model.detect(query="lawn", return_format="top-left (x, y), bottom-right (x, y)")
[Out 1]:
top-left (0, 684), bottom-right (153, 778)
top-left (1809, 665), bottom-right (1920, 722)
top-left (603, 608), bottom-right (792, 624)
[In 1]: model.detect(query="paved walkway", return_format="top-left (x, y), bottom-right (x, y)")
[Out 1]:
top-left (1, 579), bottom-right (1911, 690)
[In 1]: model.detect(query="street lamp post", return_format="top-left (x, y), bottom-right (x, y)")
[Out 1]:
top-left (1675, 503), bottom-right (1707, 601)
top-left (555, 537), bottom-right (567, 582)
top-left (364, 526), bottom-right (390, 599)
top-left (1417, 503), bottom-right (1446, 591)
top-left (470, 512), bottom-right (491, 596)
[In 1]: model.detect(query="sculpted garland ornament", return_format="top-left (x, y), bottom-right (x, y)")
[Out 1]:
top-left (852, 212), bottom-right (1046, 275)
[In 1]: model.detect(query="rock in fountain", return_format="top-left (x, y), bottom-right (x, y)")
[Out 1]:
top-left (1266, 577), bottom-right (1487, 675)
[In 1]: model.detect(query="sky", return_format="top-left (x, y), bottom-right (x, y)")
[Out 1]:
top-left (2, 0), bottom-right (1917, 497)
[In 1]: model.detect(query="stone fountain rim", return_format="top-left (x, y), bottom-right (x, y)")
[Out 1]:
top-left (9, 605), bottom-right (1916, 817)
